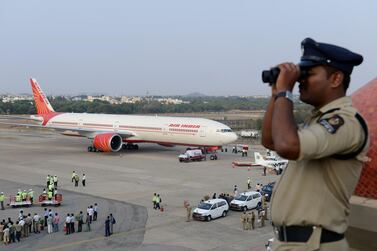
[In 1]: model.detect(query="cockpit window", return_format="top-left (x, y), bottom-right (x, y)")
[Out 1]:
top-left (216, 129), bottom-right (233, 133)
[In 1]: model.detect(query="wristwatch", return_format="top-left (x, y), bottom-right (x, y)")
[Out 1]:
top-left (275, 91), bottom-right (294, 102)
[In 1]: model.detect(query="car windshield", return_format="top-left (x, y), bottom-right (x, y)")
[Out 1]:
top-left (234, 195), bottom-right (248, 201)
top-left (263, 186), bottom-right (272, 192)
top-left (198, 203), bottom-right (212, 210)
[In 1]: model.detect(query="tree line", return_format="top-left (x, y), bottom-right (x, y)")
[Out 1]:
top-left (0, 96), bottom-right (312, 126)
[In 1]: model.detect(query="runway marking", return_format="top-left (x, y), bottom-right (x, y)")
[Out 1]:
top-left (37, 218), bottom-right (182, 251)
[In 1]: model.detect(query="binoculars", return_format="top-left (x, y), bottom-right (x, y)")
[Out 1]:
top-left (262, 67), bottom-right (308, 85)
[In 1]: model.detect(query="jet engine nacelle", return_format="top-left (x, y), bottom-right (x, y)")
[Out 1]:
top-left (93, 133), bottom-right (123, 152)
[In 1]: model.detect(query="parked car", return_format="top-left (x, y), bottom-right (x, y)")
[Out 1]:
top-left (192, 198), bottom-right (229, 221)
top-left (230, 191), bottom-right (262, 211)
top-left (260, 182), bottom-right (275, 202)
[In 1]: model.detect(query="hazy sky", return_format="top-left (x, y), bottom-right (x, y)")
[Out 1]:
top-left (1, 1), bottom-right (376, 96)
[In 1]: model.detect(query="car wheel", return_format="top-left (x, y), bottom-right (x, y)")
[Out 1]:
top-left (243, 206), bottom-right (248, 212)
top-left (222, 210), bottom-right (227, 217)
top-left (257, 202), bottom-right (261, 208)
top-left (88, 146), bottom-right (93, 152)
top-left (206, 215), bottom-right (212, 221)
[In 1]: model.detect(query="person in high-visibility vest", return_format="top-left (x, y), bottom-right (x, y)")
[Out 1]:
top-left (0, 192), bottom-right (5, 210)
top-left (48, 190), bottom-right (53, 200)
top-left (16, 194), bottom-right (21, 202)
top-left (28, 189), bottom-right (34, 204)
top-left (48, 183), bottom-right (53, 192)
top-left (22, 190), bottom-right (27, 201)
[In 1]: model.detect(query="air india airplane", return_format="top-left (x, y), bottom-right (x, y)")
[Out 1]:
top-left (2, 79), bottom-right (238, 152)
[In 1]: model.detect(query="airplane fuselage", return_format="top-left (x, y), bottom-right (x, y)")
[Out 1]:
top-left (42, 112), bottom-right (238, 147)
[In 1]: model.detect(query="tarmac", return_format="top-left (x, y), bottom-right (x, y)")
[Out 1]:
top-left (0, 125), bottom-right (277, 251)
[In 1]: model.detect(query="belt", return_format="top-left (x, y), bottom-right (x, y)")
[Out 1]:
top-left (274, 225), bottom-right (344, 243)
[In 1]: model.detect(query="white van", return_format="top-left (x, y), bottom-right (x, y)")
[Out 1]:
top-left (230, 191), bottom-right (262, 211)
top-left (192, 198), bottom-right (229, 221)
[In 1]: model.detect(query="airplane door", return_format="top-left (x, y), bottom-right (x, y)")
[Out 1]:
top-left (162, 126), bottom-right (168, 136)
top-left (199, 128), bottom-right (206, 137)
top-left (78, 119), bottom-right (83, 130)
top-left (114, 121), bottom-right (120, 132)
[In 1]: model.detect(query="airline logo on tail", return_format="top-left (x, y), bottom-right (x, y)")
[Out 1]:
top-left (30, 78), bottom-right (55, 115)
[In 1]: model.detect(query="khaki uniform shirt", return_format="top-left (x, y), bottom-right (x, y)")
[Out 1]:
top-left (271, 97), bottom-right (369, 234)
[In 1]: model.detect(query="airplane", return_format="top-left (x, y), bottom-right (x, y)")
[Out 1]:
top-left (231, 151), bottom-right (288, 174)
top-left (0, 78), bottom-right (238, 152)
top-left (253, 152), bottom-right (289, 174)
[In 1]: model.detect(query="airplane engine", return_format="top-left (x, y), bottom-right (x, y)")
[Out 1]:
top-left (93, 133), bottom-right (123, 152)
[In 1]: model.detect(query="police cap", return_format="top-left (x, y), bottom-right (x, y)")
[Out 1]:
top-left (299, 38), bottom-right (363, 75)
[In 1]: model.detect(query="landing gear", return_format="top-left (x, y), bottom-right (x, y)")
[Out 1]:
top-left (88, 146), bottom-right (99, 152)
top-left (122, 143), bottom-right (139, 150)
top-left (210, 154), bottom-right (218, 160)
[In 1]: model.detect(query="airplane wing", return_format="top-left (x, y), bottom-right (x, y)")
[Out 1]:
top-left (0, 121), bottom-right (136, 139)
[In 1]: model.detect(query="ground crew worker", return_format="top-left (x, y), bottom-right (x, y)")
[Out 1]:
top-left (49, 175), bottom-right (54, 187)
top-left (53, 175), bottom-right (58, 187)
top-left (16, 193), bottom-right (21, 202)
top-left (155, 194), bottom-right (161, 210)
top-left (82, 173), bottom-right (86, 187)
top-left (247, 177), bottom-right (251, 190)
top-left (72, 171), bottom-right (76, 182)
top-left (152, 193), bottom-right (157, 209)
top-left (47, 190), bottom-right (53, 200)
top-left (28, 189), bottom-right (34, 204)
top-left (74, 174), bottom-right (79, 187)
top-left (261, 38), bottom-right (368, 250)
top-left (0, 192), bottom-right (4, 210)
top-left (22, 190), bottom-right (27, 201)
top-left (240, 211), bottom-right (247, 230)
top-left (46, 175), bottom-right (50, 187)
top-left (48, 183), bottom-right (53, 192)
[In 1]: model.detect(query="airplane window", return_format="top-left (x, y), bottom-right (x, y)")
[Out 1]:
top-left (217, 129), bottom-right (233, 133)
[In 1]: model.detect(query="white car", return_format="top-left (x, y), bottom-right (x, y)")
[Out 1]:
top-left (230, 191), bottom-right (262, 211)
top-left (192, 198), bottom-right (229, 221)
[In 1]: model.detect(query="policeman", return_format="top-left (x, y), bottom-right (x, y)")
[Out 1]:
top-left (184, 201), bottom-right (192, 222)
top-left (240, 211), bottom-right (247, 230)
top-left (247, 177), bottom-right (251, 190)
top-left (261, 38), bottom-right (369, 250)
top-left (0, 192), bottom-right (4, 210)
top-left (251, 211), bottom-right (255, 230)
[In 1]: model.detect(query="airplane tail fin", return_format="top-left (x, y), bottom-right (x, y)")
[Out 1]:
top-left (30, 78), bottom-right (55, 115)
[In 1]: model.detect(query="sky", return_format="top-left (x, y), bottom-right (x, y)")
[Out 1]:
top-left (1, 0), bottom-right (376, 96)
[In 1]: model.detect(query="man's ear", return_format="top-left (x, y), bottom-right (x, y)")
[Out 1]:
top-left (330, 71), bottom-right (344, 89)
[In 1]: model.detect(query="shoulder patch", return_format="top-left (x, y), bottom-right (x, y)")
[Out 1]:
top-left (318, 115), bottom-right (344, 134)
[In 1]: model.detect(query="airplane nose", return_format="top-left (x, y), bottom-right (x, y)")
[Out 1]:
top-left (229, 132), bottom-right (238, 143)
